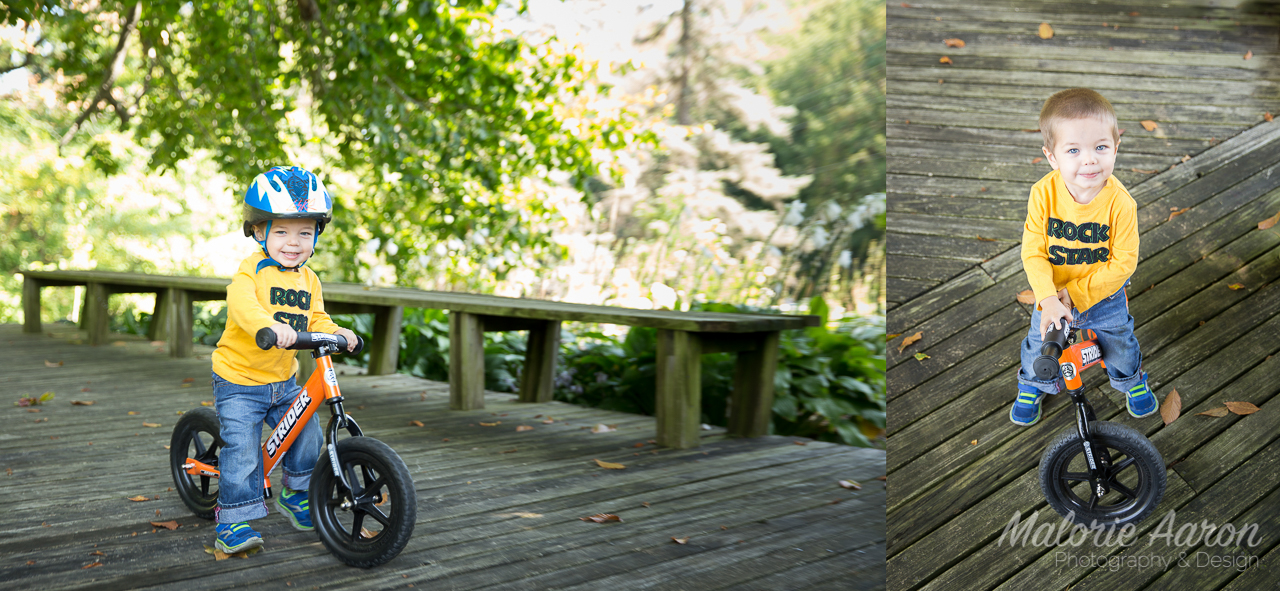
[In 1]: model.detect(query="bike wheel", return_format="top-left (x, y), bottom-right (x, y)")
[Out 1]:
top-left (1039, 421), bottom-right (1166, 528)
top-left (170, 407), bottom-right (223, 519)
top-left (310, 436), bottom-right (416, 568)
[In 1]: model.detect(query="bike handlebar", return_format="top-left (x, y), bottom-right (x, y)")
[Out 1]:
top-left (1033, 322), bottom-right (1071, 380)
top-left (255, 328), bottom-right (364, 355)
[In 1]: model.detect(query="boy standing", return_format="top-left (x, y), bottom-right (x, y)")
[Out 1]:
top-left (1011, 88), bottom-right (1159, 426)
top-left (210, 166), bottom-right (357, 552)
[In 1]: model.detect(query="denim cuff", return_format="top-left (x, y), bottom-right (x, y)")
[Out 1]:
top-left (1109, 370), bottom-right (1147, 394)
top-left (282, 467), bottom-right (314, 491)
top-left (216, 499), bottom-right (269, 524)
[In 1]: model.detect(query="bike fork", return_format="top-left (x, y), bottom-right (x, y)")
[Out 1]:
top-left (1065, 383), bottom-right (1115, 500)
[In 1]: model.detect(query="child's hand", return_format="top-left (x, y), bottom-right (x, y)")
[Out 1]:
top-left (270, 323), bottom-right (298, 349)
top-left (335, 328), bottom-right (358, 352)
top-left (1038, 295), bottom-right (1074, 339)
top-left (1057, 287), bottom-right (1073, 310)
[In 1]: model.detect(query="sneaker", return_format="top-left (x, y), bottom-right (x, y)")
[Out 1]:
top-left (1125, 376), bottom-right (1159, 418)
top-left (276, 488), bottom-right (314, 531)
top-left (215, 522), bottom-right (263, 553)
top-left (1010, 384), bottom-right (1045, 426)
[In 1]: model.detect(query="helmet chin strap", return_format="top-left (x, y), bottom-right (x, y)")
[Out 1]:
top-left (253, 219), bottom-right (314, 273)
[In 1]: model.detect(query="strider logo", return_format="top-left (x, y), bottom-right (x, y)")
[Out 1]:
top-left (266, 391), bottom-right (312, 457)
top-left (1080, 344), bottom-right (1102, 366)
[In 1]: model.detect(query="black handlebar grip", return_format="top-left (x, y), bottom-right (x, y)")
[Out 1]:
top-left (255, 328), bottom-right (363, 355)
top-left (256, 327), bottom-right (277, 350)
top-left (1040, 322), bottom-right (1069, 358)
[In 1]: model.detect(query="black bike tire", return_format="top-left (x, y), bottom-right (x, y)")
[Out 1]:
top-left (1039, 421), bottom-right (1166, 528)
top-left (310, 436), bottom-right (416, 568)
top-left (170, 406), bottom-right (222, 519)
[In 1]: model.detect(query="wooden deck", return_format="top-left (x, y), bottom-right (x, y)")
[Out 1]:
top-left (886, 1), bottom-right (1280, 590)
top-left (0, 324), bottom-right (883, 591)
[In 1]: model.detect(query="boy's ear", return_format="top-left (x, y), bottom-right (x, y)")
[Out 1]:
top-left (251, 224), bottom-right (265, 241)
top-left (1042, 146), bottom-right (1059, 170)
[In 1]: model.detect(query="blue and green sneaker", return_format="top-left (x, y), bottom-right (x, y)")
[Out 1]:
top-left (215, 522), bottom-right (263, 553)
top-left (1126, 375), bottom-right (1159, 418)
top-left (276, 487), bottom-right (314, 531)
top-left (1010, 384), bottom-right (1046, 426)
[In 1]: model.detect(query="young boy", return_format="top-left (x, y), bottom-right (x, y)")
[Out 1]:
top-left (1011, 88), bottom-right (1159, 426)
top-left (210, 166), bottom-right (357, 553)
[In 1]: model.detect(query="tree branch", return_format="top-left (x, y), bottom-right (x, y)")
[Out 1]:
top-left (59, 3), bottom-right (142, 148)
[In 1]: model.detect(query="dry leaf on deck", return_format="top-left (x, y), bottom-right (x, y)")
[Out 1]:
top-left (409, 420), bottom-right (424, 427)
top-left (591, 423), bottom-right (616, 434)
top-left (944, 38), bottom-right (965, 48)
top-left (1031, 157), bottom-right (1043, 164)
top-left (1140, 120), bottom-right (1159, 131)
top-left (897, 331), bottom-right (923, 353)
top-left (82, 561), bottom-right (103, 569)
top-left (71, 400), bottom-right (94, 406)
top-left (1016, 290), bottom-right (1037, 305)
top-left (201, 401), bottom-right (214, 407)
top-left (1196, 406), bottom-right (1230, 418)
top-left (1228, 284), bottom-right (1246, 291)
top-left (150, 521), bottom-right (180, 530)
top-left (975, 236), bottom-right (997, 242)
top-left (1132, 168), bottom-right (1159, 174)
top-left (127, 496), bottom-right (150, 502)
top-left (1266, 112), bottom-right (1275, 122)
top-left (838, 480), bottom-right (862, 491)
top-left (793, 441), bottom-right (807, 446)
top-left (671, 537), bottom-right (690, 544)
top-left (1038, 23), bottom-right (1053, 39)
top-left (579, 513), bottom-right (622, 523)
top-left (1259, 211), bottom-right (1280, 230)
top-left (913, 352), bottom-right (930, 361)
top-left (127, 411), bottom-right (139, 415)
top-left (1224, 401), bottom-right (1260, 415)
top-left (143, 422), bottom-right (161, 428)
top-left (1168, 207), bottom-right (1190, 221)
top-left (939, 56), bottom-right (952, 64)
top-left (361, 528), bottom-right (380, 539)
top-left (181, 377), bottom-right (195, 383)
top-left (479, 421), bottom-right (500, 427)
top-left (44, 360), bottom-right (63, 368)
top-left (516, 425), bottom-right (534, 432)
top-left (594, 459), bottom-right (626, 470)
top-left (1245, 50), bottom-right (1254, 60)
top-left (1161, 389), bottom-right (1182, 425)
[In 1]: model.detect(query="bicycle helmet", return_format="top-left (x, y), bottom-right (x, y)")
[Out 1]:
top-left (242, 166), bottom-right (333, 271)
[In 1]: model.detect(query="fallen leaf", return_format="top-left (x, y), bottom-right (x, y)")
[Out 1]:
top-left (71, 400), bottom-right (94, 406)
top-left (875, 475), bottom-right (887, 481)
top-left (409, 420), bottom-right (424, 427)
top-left (479, 421), bottom-right (500, 427)
top-left (671, 537), bottom-right (690, 544)
top-left (150, 520), bottom-right (180, 530)
top-left (897, 331), bottom-right (923, 353)
top-left (111, 341), bottom-right (127, 346)
top-left (127, 411), bottom-right (139, 415)
top-left (1141, 120), bottom-right (1158, 131)
top-left (944, 38), bottom-right (965, 48)
top-left (939, 56), bottom-right (952, 64)
top-left (591, 423), bottom-right (617, 433)
top-left (971, 439), bottom-right (978, 445)
top-left (1245, 50), bottom-right (1254, 60)
top-left (838, 480), bottom-right (862, 490)
top-left (793, 440), bottom-right (807, 446)
top-left (1267, 112), bottom-right (1275, 122)
top-left (938, 78), bottom-right (944, 84)
top-left (1168, 207), bottom-right (1190, 221)
top-left (1031, 157), bottom-right (1043, 164)
top-left (127, 496), bottom-right (150, 502)
top-left (82, 561), bottom-right (103, 569)
top-left (1161, 389), bottom-right (1182, 425)
top-left (975, 235), bottom-right (997, 242)
top-left (516, 425), bottom-right (534, 432)
top-left (90, 551), bottom-right (104, 556)
top-left (642, 502), bottom-right (651, 507)
top-left (1181, 155), bottom-right (1190, 163)
top-left (1016, 289), bottom-right (1037, 305)
top-left (44, 360), bottom-right (63, 368)
top-left (1131, 168), bottom-right (1159, 174)
top-left (579, 513), bottom-right (622, 523)
top-left (542, 419), bottom-right (555, 424)
top-left (182, 377), bottom-right (195, 383)
top-left (1224, 401), bottom-right (1260, 415)
top-left (914, 352), bottom-right (930, 361)
top-left (143, 422), bottom-right (161, 428)
top-left (595, 459), bottom-right (626, 470)
top-left (1038, 22), bottom-right (1054, 39)
top-left (200, 401), bottom-right (214, 407)
top-left (1259, 211), bottom-right (1280, 230)
top-left (500, 448), bottom-right (519, 453)
top-left (1197, 406), bottom-right (1230, 417)
top-left (886, 333), bottom-right (901, 340)
top-left (1228, 283), bottom-right (1246, 291)
top-left (1022, 128), bottom-right (1040, 133)
top-left (5, 468), bottom-right (11, 475)
top-left (204, 544), bottom-right (261, 560)
top-left (1129, 11), bottom-right (1140, 16)
top-left (361, 528), bottom-right (379, 539)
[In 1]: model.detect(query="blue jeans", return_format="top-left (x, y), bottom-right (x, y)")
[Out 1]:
top-left (1018, 282), bottom-right (1145, 396)
top-left (212, 371), bottom-right (321, 524)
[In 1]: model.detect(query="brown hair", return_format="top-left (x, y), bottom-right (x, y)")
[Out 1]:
top-left (1039, 88), bottom-right (1119, 151)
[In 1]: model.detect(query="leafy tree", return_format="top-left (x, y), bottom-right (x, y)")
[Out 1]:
top-left (3, 0), bottom-right (641, 286)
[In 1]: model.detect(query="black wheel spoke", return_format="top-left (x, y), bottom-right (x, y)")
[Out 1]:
top-left (365, 505), bottom-right (391, 527)
top-left (1112, 456), bottom-right (1136, 474)
top-left (1111, 481), bottom-right (1138, 500)
top-left (351, 511), bottom-right (366, 541)
top-left (1060, 472), bottom-right (1092, 483)
top-left (192, 434), bottom-right (207, 456)
top-left (200, 476), bottom-right (210, 496)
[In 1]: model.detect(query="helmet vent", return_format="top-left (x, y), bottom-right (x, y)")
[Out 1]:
top-left (285, 174), bottom-right (310, 212)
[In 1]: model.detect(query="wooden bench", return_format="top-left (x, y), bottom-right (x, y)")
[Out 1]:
top-left (19, 269), bottom-right (818, 448)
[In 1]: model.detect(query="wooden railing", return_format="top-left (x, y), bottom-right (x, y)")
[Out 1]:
top-left (19, 270), bottom-right (818, 448)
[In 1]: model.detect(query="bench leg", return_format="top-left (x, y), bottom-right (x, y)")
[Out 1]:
top-left (449, 311), bottom-right (486, 410)
top-left (366, 306), bottom-right (403, 375)
top-left (168, 288), bottom-right (193, 358)
top-left (148, 290), bottom-right (171, 342)
top-left (22, 276), bottom-right (41, 334)
top-left (727, 332), bottom-right (781, 438)
top-left (519, 320), bottom-right (560, 403)
top-left (656, 329), bottom-right (702, 449)
top-left (85, 283), bottom-right (111, 346)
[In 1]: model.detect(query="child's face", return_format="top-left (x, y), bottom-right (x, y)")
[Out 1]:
top-left (255, 219), bottom-right (316, 267)
top-left (1043, 116), bottom-right (1118, 203)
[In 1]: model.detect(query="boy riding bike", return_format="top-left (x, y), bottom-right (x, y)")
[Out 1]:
top-left (1012, 88), bottom-right (1159, 426)
top-left (209, 166), bottom-right (357, 553)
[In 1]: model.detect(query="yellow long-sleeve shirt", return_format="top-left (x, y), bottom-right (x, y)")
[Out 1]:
top-left (211, 252), bottom-right (342, 385)
top-left (1021, 170), bottom-right (1139, 313)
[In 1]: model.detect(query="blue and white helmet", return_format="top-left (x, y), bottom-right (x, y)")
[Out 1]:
top-left (242, 166), bottom-right (333, 238)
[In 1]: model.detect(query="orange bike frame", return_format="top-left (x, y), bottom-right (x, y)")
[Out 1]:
top-left (1057, 329), bottom-right (1106, 391)
top-left (184, 354), bottom-right (344, 490)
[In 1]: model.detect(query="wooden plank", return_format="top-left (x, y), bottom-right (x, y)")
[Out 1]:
top-left (888, 276), bottom-right (938, 304)
top-left (887, 254), bottom-right (975, 282)
top-left (84, 282), bottom-right (110, 347)
top-left (888, 331), bottom-right (1022, 432)
top-left (889, 194), bottom-right (1028, 220)
top-left (1172, 389), bottom-right (1280, 493)
top-left (888, 272), bottom-right (1026, 369)
top-left (1142, 486), bottom-right (1280, 590)
top-left (888, 212), bottom-right (1024, 241)
top-left (518, 320), bottom-right (559, 404)
top-left (728, 331), bottom-right (781, 439)
top-left (656, 329), bottom-right (703, 449)
top-left (448, 311), bottom-right (485, 410)
top-left (887, 304), bottom-right (1027, 401)
top-left (22, 275), bottom-right (41, 333)
top-left (887, 267), bottom-right (997, 336)
top-left (886, 232), bottom-right (1010, 263)
top-left (366, 305), bottom-right (402, 375)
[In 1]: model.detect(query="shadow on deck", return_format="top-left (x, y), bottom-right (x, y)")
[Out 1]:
top-left (887, 1), bottom-right (1280, 590)
top-left (0, 325), bottom-right (883, 591)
